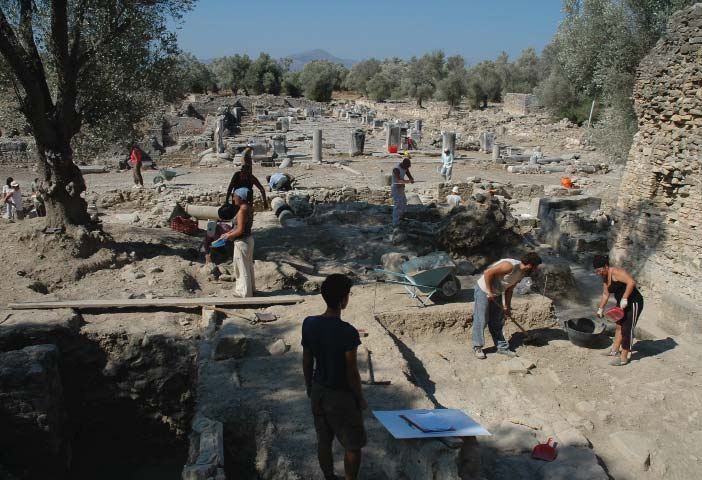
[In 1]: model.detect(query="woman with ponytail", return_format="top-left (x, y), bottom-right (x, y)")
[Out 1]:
top-left (593, 255), bottom-right (644, 366)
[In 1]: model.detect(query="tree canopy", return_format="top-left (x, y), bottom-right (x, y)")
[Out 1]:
top-left (0, 0), bottom-right (195, 226)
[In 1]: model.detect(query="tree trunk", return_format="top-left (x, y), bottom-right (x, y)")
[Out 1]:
top-left (37, 143), bottom-right (90, 229)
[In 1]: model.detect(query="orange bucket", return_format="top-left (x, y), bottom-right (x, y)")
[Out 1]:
top-left (561, 177), bottom-right (573, 189)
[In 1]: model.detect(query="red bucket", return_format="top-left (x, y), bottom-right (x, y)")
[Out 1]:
top-left (606, 306), bottom-right (625, 322)
top-left (388, 145), bottom-right (398, 154)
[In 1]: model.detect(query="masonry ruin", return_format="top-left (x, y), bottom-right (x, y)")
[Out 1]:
top-left (612, 4), bottom-right (702, 335)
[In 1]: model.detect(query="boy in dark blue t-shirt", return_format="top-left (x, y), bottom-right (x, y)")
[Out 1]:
top-left (302, 274), bottom-right (366, 480)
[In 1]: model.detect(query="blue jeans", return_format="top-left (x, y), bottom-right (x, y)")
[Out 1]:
top-left (472, 285), bottom-right (509, 351)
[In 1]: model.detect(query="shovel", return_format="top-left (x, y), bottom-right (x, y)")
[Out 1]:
top-left (489, 297), bottom-right (540, 344)
top-left (532, 438), bottom-right (557, 462)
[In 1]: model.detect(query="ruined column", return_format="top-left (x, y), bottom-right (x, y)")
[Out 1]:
top-left (492, 143), bottom-right (502, 163)
top-left (442, 131), bottom-right (456, 153)
top-left (313, 129), bottom-right (322, 163)
top-left (350, 129), bottom-right (366, 157)
top-left (272, 135), bottom-right (287, 157)
top-left (386, 126), bottom-right (401, 150)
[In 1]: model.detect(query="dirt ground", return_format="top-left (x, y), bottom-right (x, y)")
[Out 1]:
top-left (1, 106), bottom-right (698, 479)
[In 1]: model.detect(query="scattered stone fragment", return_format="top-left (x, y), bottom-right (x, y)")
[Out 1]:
top-left (268, 339), bottom-right (288, 356)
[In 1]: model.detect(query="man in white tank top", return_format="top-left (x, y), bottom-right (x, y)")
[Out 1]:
top-left (391, 155), bottom-right (414, 226)
top-left (472, 253), bottom-right (542, 359)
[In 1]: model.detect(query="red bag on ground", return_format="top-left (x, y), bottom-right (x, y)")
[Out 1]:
top-left (170, 216), bottom-right (198, 235)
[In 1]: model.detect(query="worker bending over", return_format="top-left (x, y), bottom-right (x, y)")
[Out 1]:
top-left (392, 152), bottom-right (414, 226)
top-left (594, 255), bottom-right (644, 367)
top-left (472, 253), bottom-right (542, 359)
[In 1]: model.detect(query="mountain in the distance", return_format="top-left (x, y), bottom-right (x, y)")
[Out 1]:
top-left (287, 49), bottom-right (356, 71)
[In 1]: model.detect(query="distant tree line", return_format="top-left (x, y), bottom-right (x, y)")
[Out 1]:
top-left (174, 1), bottom-right (695, 161)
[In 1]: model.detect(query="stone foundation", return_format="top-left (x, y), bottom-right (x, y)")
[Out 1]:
top-left (611, 4), bottom-right (702, 334)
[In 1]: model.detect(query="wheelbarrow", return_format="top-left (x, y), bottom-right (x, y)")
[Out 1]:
top-left (375, 252), bottom-right (461, 307)
top-left (153, 168), bottom-right (185, 184)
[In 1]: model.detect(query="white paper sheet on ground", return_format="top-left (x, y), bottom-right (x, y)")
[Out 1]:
top-left (373, 409), bottom-right (491, 439)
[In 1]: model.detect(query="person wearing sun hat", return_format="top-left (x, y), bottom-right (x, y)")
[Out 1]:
top-left (593, 255), bottom-right (644, 366)
top-left (218, 187), bottom-right (255, 297)
top-left (446, 185), bottom-right (462, 207)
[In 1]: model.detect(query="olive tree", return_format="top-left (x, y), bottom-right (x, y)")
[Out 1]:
top-left (0, 0), bottom-right (195, 228)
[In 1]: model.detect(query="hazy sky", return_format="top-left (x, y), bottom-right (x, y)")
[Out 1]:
top-left (176, 0), bottom-right (565, 64)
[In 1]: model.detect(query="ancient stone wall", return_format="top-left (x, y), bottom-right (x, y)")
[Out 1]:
top-left (612, 4), bottom-right (702, 334)
top-left (503, 93), bottom-right (540, 116)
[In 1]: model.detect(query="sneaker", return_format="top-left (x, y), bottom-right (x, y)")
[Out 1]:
top-left (473, 347), bottom-right (486, 360)
top-left (497, 349), bottom-right (518, 358)
top-left (609, 357), bottom-right (629, 366)
top-left (603, 350), bottom-right (619, 357)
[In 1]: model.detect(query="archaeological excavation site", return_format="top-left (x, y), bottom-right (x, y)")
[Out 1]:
top-left (0, 1), bottom-right (700, 479)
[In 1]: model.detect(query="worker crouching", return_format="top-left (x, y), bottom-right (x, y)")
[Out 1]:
top-left (217, 188), bottom-right (255, 297)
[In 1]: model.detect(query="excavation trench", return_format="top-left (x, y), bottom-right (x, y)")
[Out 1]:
top-left (0, 311), bottom-right (198, 480)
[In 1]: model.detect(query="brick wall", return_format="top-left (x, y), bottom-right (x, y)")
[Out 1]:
top-left (611, 4), bottom-right (702, 334)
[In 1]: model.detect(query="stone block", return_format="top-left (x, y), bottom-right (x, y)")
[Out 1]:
top-left (267, 339), bottom-right (288, 356)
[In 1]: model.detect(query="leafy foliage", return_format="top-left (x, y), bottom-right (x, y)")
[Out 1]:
top-left (299, 60), bottom-right (346, 102)
top-left (243, 53), bottom-right (285, 95)
top-left (210, 54), bottom-right (251, 94)
top-left (344, 58), bottom-right (381, 94)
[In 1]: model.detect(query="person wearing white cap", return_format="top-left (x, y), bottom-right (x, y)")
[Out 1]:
top-left (217, 187), bottom-right (255, 297)
top-left (440, 148), bottom-right (454, 182)
top-left (446, 186), bottom-right (462, 208)
top-left (4, 180), bottom-right (23, 220)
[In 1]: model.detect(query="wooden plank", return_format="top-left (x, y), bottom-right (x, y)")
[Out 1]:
top-left (8, 295), bottom-right (304, 311)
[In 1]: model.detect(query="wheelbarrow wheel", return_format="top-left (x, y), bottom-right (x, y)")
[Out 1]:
top-left (434, 275), bottom-right (461, 301)
top-left (153, 175), bottom-right (164, 184)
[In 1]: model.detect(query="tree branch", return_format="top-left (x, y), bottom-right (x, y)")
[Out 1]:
top-left (0, 5), bottom-right (55, 143)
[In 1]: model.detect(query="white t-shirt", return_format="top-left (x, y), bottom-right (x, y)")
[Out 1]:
top-left (8, 189), bottom-right (22, 210)
top-left (446, 194), bottom-right (461, 207)
top-left (477, 259), bottom-right (523, 294)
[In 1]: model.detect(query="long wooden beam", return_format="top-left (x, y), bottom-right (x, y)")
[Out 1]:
top-left (8, 295), bottom-right (305, 310)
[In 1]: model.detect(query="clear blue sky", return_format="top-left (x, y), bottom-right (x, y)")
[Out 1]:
top-left (176, 0), bottom-right (565, 64)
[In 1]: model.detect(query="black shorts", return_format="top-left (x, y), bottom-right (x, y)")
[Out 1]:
top-left (311, 383), bottom-right (366, 450)
top-left (618, 300), bottom-right (643, 350)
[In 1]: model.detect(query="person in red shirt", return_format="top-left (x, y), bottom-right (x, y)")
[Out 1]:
top-left (130, 146), bottom-right (143, 188)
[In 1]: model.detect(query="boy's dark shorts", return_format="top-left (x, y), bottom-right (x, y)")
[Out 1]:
top-left (311, 383), bottom-right (366, 450)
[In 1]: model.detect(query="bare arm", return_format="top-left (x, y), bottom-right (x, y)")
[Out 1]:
top-left (345, 349), bottom-right (367, 409)
top-left (406, 168), bottom-right (414, 183)
top-left (611, 267), bottom-right (636, 301)
top-left (225, 174), bottom-right (237, 203)
top-left (598, 281), bottom-right (610, 310)
top-left (251, 175), bottom-right (268, 207)
top-left (303, 347), bottom-right (314, 397)
top-left (504, 286), bottom-right (514, 312)
top-left (483, 261), bottom-right (514, 298)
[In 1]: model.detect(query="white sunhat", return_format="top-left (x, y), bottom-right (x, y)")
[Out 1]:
top-left (451, 186), bottom-right (460, 194)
